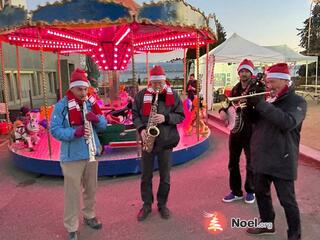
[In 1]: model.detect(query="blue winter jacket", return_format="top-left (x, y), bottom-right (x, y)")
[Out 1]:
top-left (50, 97), bottom-right (107, 162)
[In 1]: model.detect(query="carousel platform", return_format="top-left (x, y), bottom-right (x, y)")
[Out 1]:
top-left (9, 127), bottom-right (210, 177)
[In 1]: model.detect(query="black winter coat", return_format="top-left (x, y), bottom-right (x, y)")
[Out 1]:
top-left (132, 88), bottom-right (185, 151)
top-left (251, 88), bottom-right (307, 180)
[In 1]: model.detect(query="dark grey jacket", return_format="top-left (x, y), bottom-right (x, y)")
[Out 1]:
top-left (251, 88), bottom-right (307, 180)
top-left (132, 88), bottom-right (185, 150)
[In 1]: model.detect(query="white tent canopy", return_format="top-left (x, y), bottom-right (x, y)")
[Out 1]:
top-left (264, 45), bottom-right (317, 63)
top-left (264, 45), bottom-right (318, 90)
top-left (201, 33), bottom-right (285, 63)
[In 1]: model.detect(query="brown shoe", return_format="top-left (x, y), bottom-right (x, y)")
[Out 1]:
top-left (247, 225), bottom-right (275, 235)
top-left (137, 206), bottom-right (152, 221)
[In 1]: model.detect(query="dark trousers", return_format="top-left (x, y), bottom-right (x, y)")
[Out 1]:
top-left (140, 148), bottom-right (172, 208)
top-left (228, 133), bottom-right (254, 196)
top-left (255, 173), bottom-right (301, 239)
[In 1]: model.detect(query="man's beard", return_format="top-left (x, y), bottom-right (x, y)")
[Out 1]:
top-left (240, 76), bottom-right (250, 82)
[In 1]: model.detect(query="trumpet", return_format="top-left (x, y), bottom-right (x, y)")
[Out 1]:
top-left (222, 91), bottom-right (270, 108)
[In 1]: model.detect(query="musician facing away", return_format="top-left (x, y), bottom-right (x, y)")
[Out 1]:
top-left (50, 68), bottom-right (107, 240)
top-left (246, 63), bottom-right (306, 240)
top-left (219, 59), bottom-right (264, 204)
top-left (133, 65), bottom-right (185, 221)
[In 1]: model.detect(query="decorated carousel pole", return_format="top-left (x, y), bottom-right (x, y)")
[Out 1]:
top-left (146, 51), bottom-right (149, 81)
top-left (183, 48), bottom-right (187, 94)
top-left (16, 46), bottom-right (22, 107)
top-left (205, 44), bottom-right (209, 124)
top-left (131, 28), bottom-right (137, 94)
top-left (38, 29), bottom-right (52, 159)
top-left (196, 32), bottom-right (200, 141)
top-left (0, 42), bottom-right (10, 125)
top-left (57, 53), bottom-right (62, 100)
top-left (131, 27), bottom-right (140, 157)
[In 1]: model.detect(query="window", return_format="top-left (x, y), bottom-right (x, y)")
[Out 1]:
top-left (20, 73), bottom-right (31, 99)
top-left (31, 73), bottom-right (38, 96)
top-left (37, 72), bottom-right (43, 95)
top-left (47, 72), bottom-right (57, 94)
top-left (5, 73), bottom-right (15, 102)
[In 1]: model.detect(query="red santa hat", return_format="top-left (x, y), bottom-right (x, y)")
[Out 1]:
top-left (149, 65), bottom-right (166, 81)
top-left (237, 59), bottom-right (254, 74)
top-left (266, 63), bottom-right (291, 81)
top-left (70, 68), bottom-right (89, 88)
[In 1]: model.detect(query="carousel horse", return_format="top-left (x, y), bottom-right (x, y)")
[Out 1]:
top-left (186, 96), bottom-right (209, 136)
top-left (26, 111), bottom-right (41, 145)
top-left (11, 120), bottom-right (34, 150)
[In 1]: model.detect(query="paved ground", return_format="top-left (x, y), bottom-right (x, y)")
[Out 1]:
top-left (0, 128), bottom-right (319, 240)
top-left (300, 100), bottom-right (320, 151)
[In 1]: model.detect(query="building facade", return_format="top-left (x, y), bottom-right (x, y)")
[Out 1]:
top-left (0, 43), bottom-right (82, 110)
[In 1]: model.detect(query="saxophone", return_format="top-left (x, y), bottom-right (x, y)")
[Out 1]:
top-left (83, 100), bottom-right (97, 162)
top-left (143, 90), bottom-right (160, 153)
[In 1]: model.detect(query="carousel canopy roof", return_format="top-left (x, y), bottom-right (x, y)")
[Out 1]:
top-left (0, 5), bottom-right (28, 31)
top-left (0, 0), bottom-right (216, 71)
top-left (31, 0), bottom-right (134, 28)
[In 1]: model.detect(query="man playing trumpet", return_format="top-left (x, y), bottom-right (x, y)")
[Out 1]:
top-left (246, 63), bottom-right (306, 240)
top-left (50, 68), bottom-right (107, 240)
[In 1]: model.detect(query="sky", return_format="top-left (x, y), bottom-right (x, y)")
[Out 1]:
top-left (26, 0), bottom-right (313, 62)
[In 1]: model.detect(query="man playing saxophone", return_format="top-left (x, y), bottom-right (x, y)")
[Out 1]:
top-left (133, 65), bottom-right (185, 221)
top-left (50, 68), bottom-right (107, 240)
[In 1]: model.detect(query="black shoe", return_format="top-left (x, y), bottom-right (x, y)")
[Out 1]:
top-left (288, 233), bottom-right (301, 240)
top-left (68, 231), bottom-right (78, 240)
top-left (158, 206), bottom-right (170, 219)
top-left (137, 206), bottom-right (152, 221)
top-left (247, 225), bottom-right (275, 235)
top-left (84, 217), bottom-right (102, 230)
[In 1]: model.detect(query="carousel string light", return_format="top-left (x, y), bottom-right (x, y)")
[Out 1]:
top-left (47, 30), bottom-right (98, 46)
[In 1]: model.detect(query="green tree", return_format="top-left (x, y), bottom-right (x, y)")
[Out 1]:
top-left (297, 3), bottom-right (320, 54)
top-left (297, 3), bottom-right (320, 77)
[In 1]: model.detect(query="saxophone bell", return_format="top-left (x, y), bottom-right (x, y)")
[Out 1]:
top-left (147, 126), bottom-right (160, 137)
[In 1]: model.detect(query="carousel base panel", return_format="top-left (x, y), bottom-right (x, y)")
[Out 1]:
top-left (9, 128), bottom-right (210, 177)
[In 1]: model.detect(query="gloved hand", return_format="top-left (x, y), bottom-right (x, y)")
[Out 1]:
top-left (74, 125), bottom-right (85, 138)
top-left (246, 95), bottom-right (264, 107)
top-left (86, 112), bottom-right (99, 123)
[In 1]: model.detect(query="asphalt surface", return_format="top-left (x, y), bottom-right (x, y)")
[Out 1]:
top-left (0, 128), bottom-right (319, 240)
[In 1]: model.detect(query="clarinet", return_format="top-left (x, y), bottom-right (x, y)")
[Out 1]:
top-left (83, 100), bottom-right (97, 162)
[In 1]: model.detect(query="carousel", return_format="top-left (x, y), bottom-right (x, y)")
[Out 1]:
top-left (0, 0), bottom-right (216, 176)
